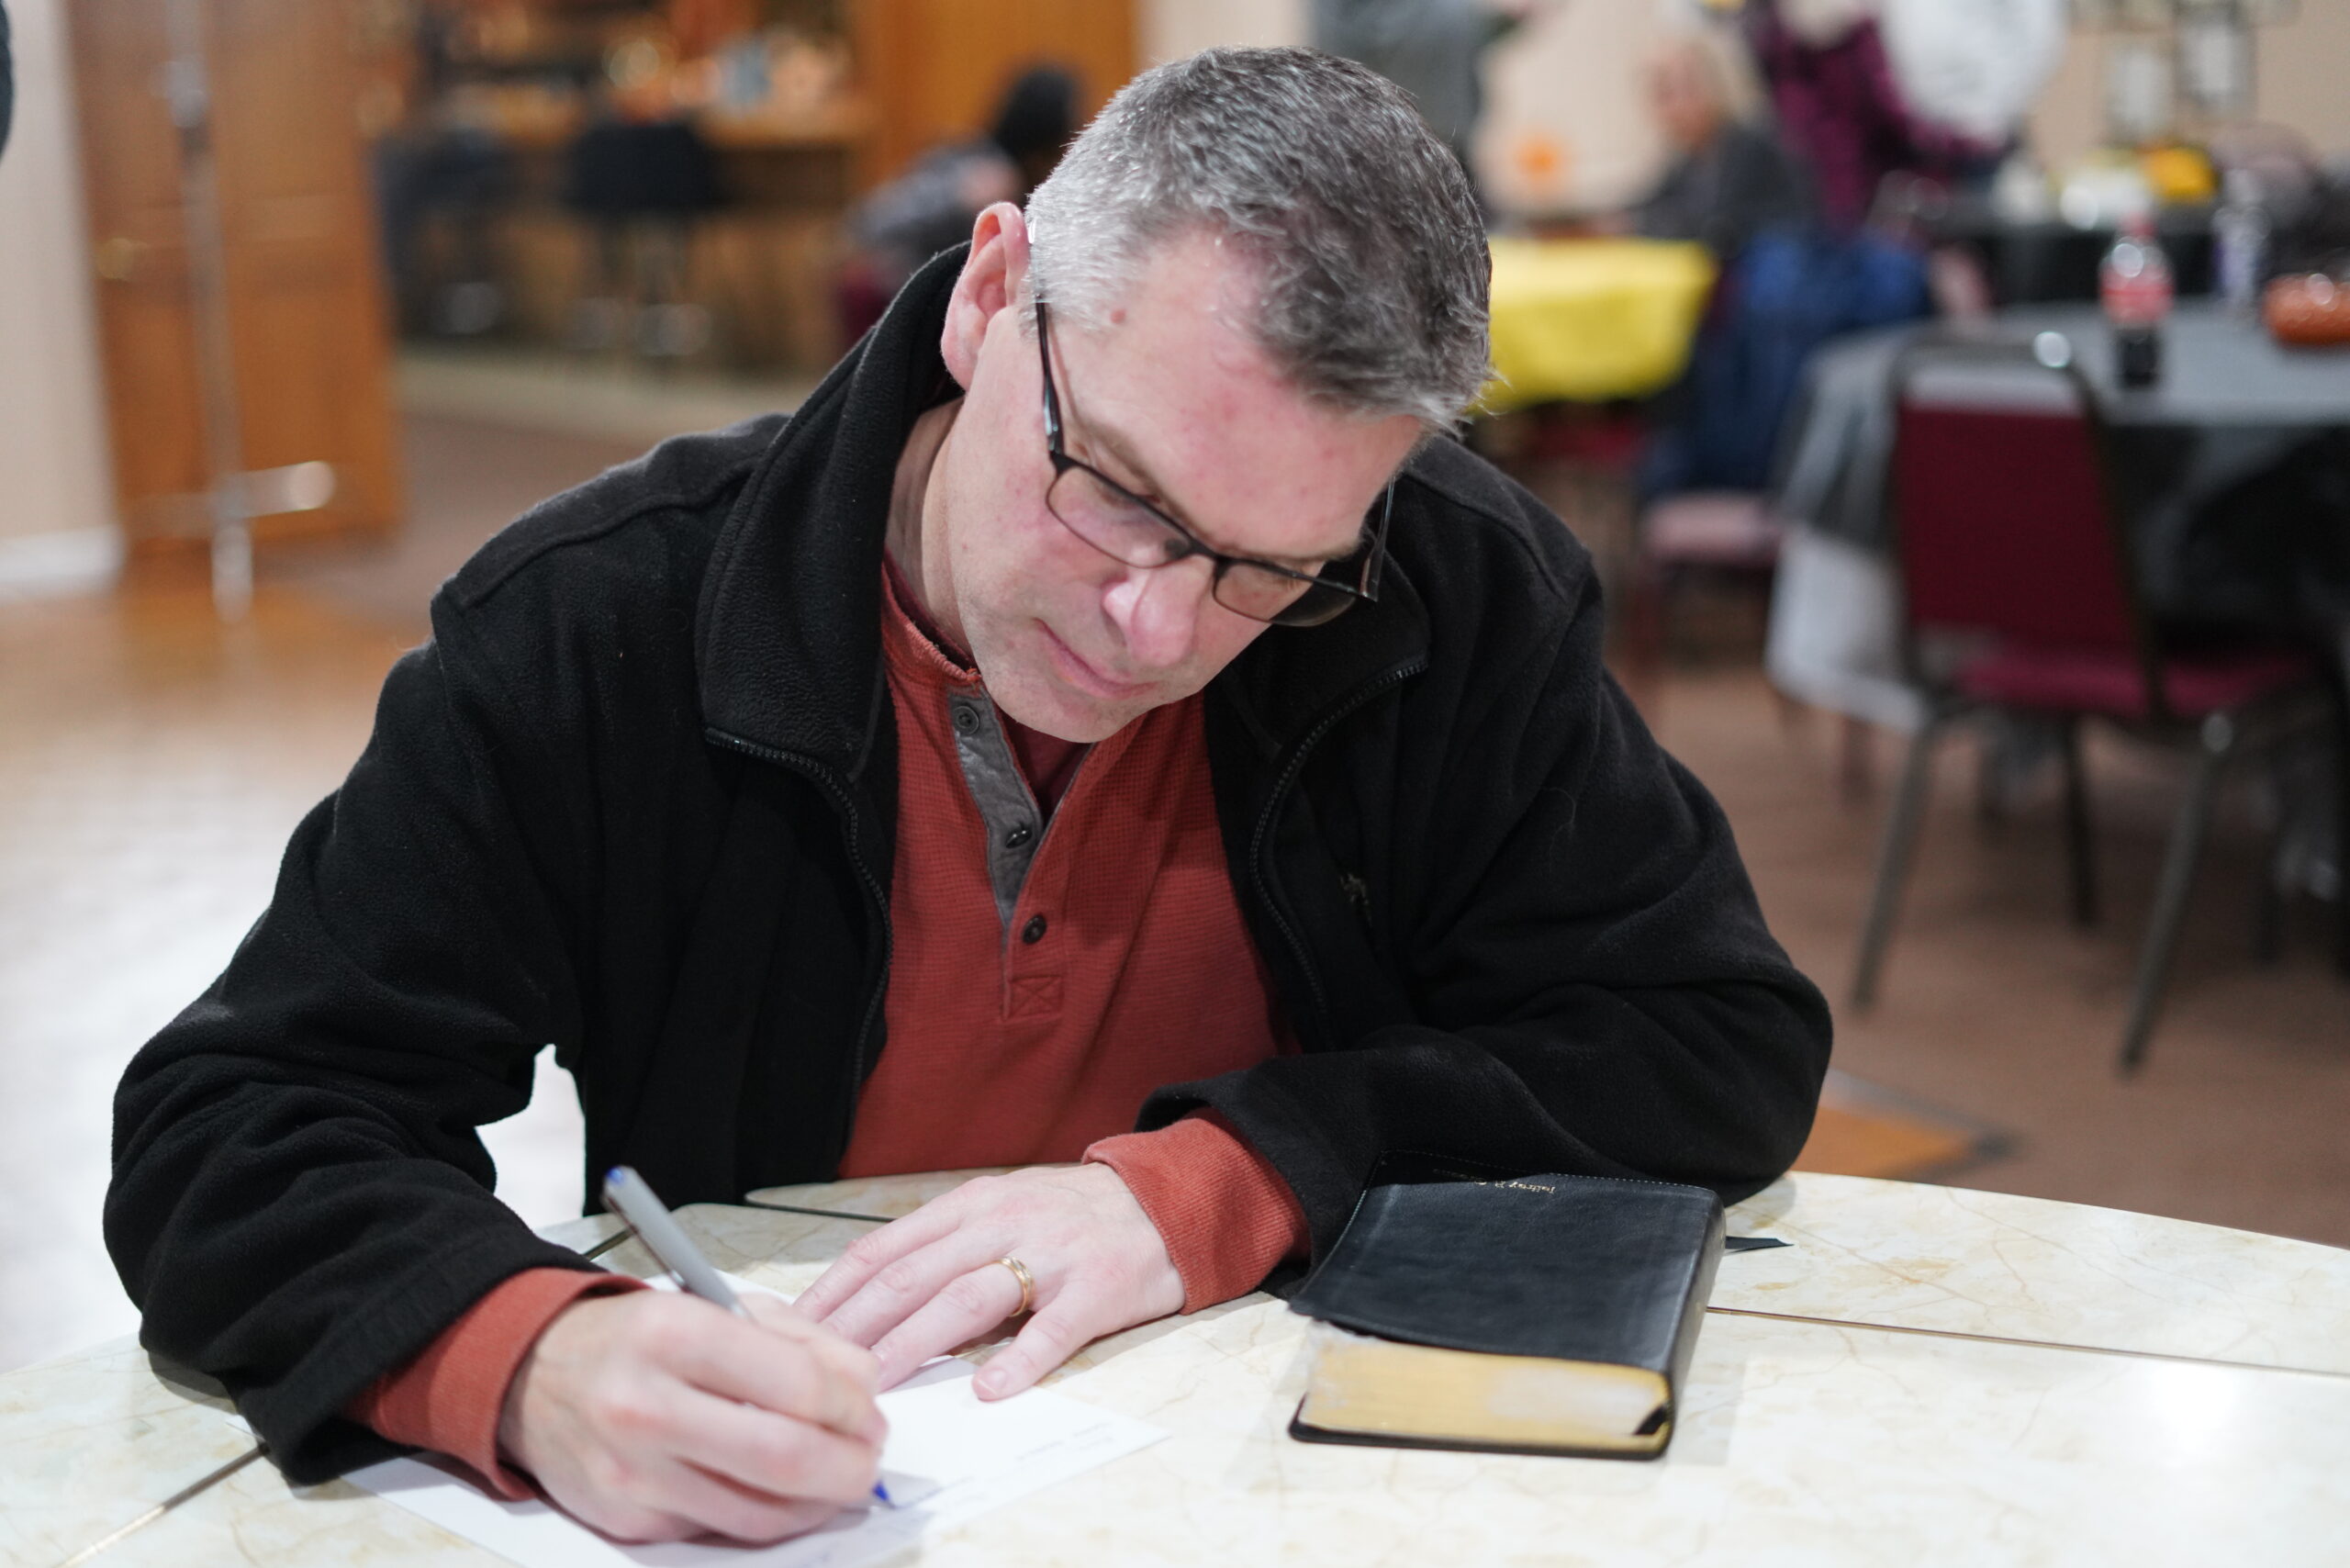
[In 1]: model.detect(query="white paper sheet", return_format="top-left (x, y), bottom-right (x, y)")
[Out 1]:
top-left (334, 1275), bottom-right (1166, 1568)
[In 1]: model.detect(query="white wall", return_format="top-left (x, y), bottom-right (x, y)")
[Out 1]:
top-left (2029, 6), bottom-right (2350, 171)
top-left (1482, 0), bottom-right (1684, 214)
top-left (1142, 0), bottom-right (1305, 64)
top-left (0, 0), bottom-right (118, 593)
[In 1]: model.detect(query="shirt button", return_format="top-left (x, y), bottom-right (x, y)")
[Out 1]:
top-left (950, 702), bottom-right (980, 735)
top-left (1021, 913), bottom-right (1048, 944)
top-left (1003, 823), bottom-right (1034, 849)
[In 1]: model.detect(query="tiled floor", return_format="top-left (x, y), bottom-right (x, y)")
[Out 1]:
top-left (0, 584), bottom-right (588, 1373)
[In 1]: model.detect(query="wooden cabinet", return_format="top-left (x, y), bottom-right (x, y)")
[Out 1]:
top-left (851, 0), bottom-right (1136, 186)
top-left (68, 0), bottom-right (401, 570)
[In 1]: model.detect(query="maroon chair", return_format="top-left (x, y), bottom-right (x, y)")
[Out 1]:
top-left (1621, 492), bottom-right (1878, 798)
top-left (1621, 490), bottom-right (1785, 689)
top-left (1849, 334), bottom-right (2338, 1072)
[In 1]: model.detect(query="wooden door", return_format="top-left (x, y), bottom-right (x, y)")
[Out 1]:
top-left (68, 0), bottom-right (400, 566)
top-left (853, 0), bottom-right (1136, 187)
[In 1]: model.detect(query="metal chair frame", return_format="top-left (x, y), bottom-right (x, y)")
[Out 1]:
top-left (1849, 333), bottom-right (2339, 1073)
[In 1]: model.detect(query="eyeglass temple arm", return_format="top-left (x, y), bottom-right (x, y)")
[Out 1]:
top-left (1035, 301), bottom-right (1064, 451)
top-left (1359, 484), bottom-right (1394, 601)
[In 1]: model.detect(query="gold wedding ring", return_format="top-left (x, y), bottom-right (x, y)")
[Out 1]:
top-left (992, 1256), bottom-right (1035, 1315)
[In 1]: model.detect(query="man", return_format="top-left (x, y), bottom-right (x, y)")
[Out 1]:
top-left (108, 48), bottom-right (1830, 1546)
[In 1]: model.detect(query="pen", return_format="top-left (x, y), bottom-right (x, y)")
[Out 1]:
top-left (602, 1165), bottom-right (892, 1507)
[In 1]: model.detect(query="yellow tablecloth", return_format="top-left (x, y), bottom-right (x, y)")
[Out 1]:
top-left (1481, 238), bottom-right (1716, 410)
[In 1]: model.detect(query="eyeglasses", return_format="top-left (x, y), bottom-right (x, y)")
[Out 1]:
top-left (1034, 300), bottom-right (1389, 629)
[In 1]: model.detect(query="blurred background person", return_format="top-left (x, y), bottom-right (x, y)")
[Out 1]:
top-left (1313, 0), bottom-right (1539, 214)
top-left (837, 64), bottom-right (1079, 341)
top-left (1630, 28), bottom-right (1810, 263)
top-left (1743, 0), bottom-right (1997, 230)
top-left (1634, 14), bottom-right (1929, 501)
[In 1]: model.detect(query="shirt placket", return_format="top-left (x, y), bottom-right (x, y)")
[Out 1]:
top-left (943, 687), bottom-right (1046, 932)
top-left (941, 685), bottom-right (1069, 1022)
top-left (942, 687), bottom-right (1147, 1023)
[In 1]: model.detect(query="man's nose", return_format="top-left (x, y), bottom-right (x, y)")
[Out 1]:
top-left (1102, 555), bottom-right (1214, 670)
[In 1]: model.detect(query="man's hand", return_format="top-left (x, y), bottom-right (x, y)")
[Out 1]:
top-left (497, 1291), bottom-right (887, 1544)
top-left (793, 1165), bottom-right (1184, 1399)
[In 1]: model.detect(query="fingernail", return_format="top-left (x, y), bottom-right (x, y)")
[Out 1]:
top-left (974, 1370), bottom-right (1004, 1398)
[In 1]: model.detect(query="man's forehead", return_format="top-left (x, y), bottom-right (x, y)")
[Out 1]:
top-left (1048, 244), bottom-right (1416, 558)
top-left (1056, 236), bottom-right (1267, 378)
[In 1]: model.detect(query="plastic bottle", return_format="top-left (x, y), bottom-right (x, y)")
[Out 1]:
top-left (2213, 167), bottom-right (2271, 318)
top-left (2099, 210), bottom-right (2173, 387)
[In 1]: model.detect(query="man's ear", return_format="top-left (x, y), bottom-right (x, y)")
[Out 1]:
top-left (941, 202), bottom-right (1031, 391)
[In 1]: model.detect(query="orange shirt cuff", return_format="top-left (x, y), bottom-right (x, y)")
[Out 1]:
top-left (343, 1266), bottom-right (648, 1499)
top-left (1084, 1111), bottom-right (1309, 1313)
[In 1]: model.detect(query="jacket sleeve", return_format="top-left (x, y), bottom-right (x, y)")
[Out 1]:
top-left (1154, 552), bottom-right (1834, 1261)
top-left (106, 611), bottom-right (605, 1483)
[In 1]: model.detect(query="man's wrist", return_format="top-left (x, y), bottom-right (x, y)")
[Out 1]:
top-left (348, 1267), bottom-right (646, 1500)
top-left (1083, 1112), bottom-right (1309, 1311)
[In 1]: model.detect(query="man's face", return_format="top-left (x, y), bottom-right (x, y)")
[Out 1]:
top-left (928, 230), bottom-right (1424, 744)
top-left (1650, 54), bottom-right (1724, 154)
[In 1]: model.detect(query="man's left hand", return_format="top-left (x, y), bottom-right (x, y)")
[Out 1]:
top-left (792, 1165), bottom-right (1183, 1399)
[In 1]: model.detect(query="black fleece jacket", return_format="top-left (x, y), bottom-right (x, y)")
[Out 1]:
top-left (107, 251), bottom-right (1830, 1482)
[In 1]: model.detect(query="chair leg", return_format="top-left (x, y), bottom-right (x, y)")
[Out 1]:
top-left (2335, 702), bottom-right (2350, 980)
top-left (2119, 717), bottom-right (2235, 1076)
top-left (1620, 560), bottom-right (1669, 717)
top-left (1852, 712), bottom-right (1947, 1010)
top-left (2060, 716), bottom-right (2098, 929)
top-left (1975, 733), bottom-right (2009, 826)
top-left (2255, 836), bottom-right (2287, 964)
top-left (1771, 681), bottom-right (1805, 734)
top-left (1839, 715), bottom-right (1873, 803)
top-left (2254, 749), bottom-right (2288, 965)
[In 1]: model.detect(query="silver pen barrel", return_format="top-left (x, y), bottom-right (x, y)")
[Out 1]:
top-left (602, 1165), bottom-right (749, 1317)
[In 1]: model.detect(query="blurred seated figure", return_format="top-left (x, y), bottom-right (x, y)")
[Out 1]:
top-left (1642, 225), bottom-right (1927, 499)
top-left (1628, 28), bottom-right (1923, 500)
top-left (837, 66), bottom-right (1079, 341)
top-left (1631, 33), bottom-right (1812, 263)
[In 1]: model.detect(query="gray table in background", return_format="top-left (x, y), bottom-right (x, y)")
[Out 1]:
top-left (1775, 302), bottom-right (2350, 558)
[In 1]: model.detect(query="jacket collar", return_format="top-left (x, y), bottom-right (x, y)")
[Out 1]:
top-left (695, 246), bottom-right (1431, 778)
top-left (695, 249), bottom-right (959, 779)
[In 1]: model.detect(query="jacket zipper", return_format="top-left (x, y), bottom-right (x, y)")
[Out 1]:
top-left (1245, 658), bottom-right (1427, 1047)
top-left (705, 729), bottom-right (892, 1160)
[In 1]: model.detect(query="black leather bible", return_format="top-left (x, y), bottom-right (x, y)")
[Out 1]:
top-left (1287, 1173), bottom-right (1726, 1460)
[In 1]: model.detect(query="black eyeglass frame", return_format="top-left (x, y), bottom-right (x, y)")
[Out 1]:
top-left (1033, 300), bottom-right (1390, 628)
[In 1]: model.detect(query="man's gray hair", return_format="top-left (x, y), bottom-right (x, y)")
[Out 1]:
top-left (1024, 47), bottom-right (1492, 430)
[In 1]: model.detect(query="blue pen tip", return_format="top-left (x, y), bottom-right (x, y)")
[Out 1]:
top-left (871, 1481), bottom-right (893, 1506)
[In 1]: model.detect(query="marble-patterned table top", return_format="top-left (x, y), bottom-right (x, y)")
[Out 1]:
top-left (7, 1171), bottom-right (2346, 1567)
